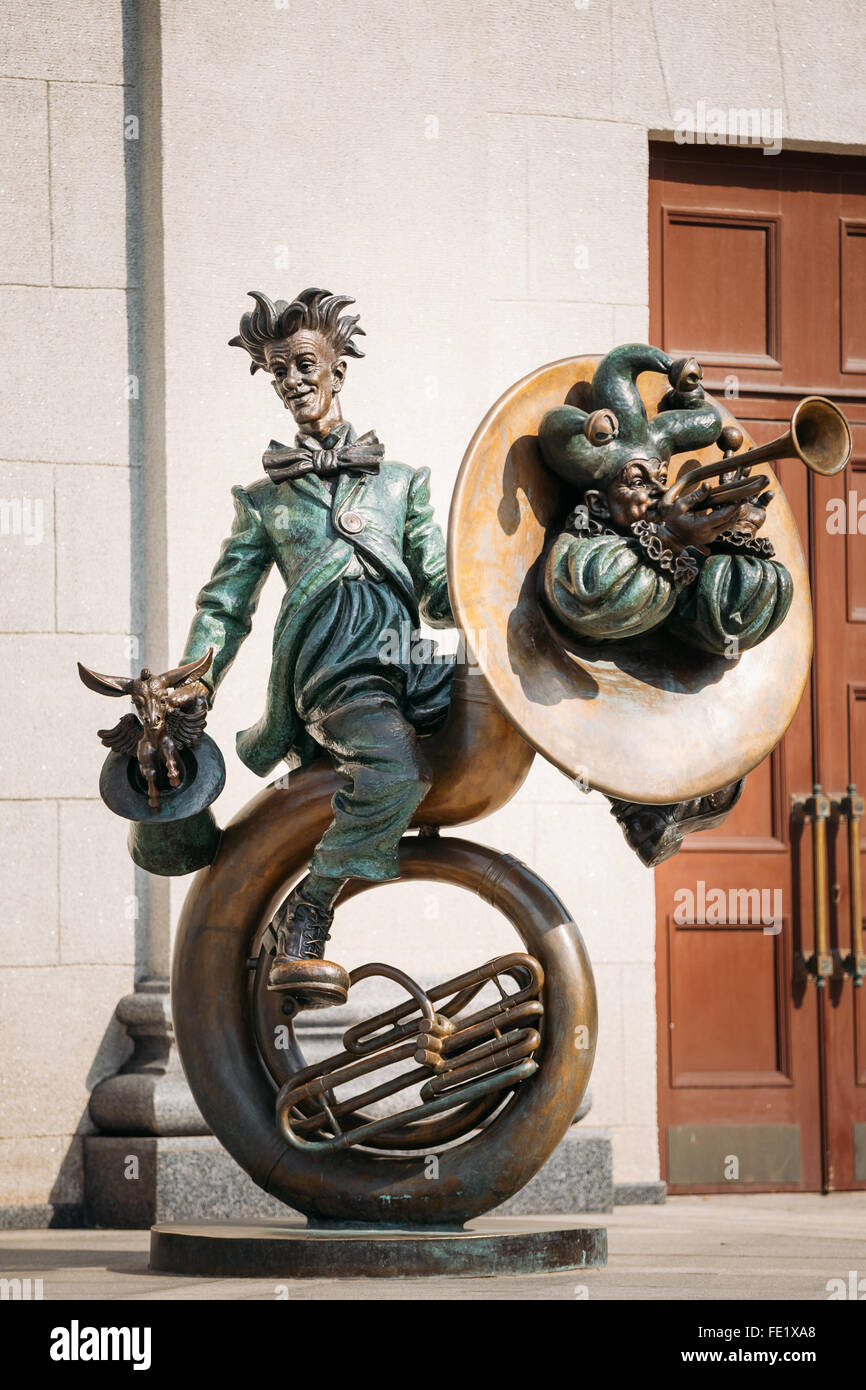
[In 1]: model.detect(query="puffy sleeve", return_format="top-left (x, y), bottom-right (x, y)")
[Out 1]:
top-left (666, 553), bottom-right (793, 655)
top-left (542, 531), bottom-right (677, 641)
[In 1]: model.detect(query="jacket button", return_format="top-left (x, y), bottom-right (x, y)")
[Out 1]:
top-left (339, 510), bottom-right (365, 534)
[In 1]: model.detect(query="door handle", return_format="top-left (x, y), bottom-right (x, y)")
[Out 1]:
top-left (793, 785), bottom-right (834, 985)
top-left (838, 784), bottom-right (865, 986)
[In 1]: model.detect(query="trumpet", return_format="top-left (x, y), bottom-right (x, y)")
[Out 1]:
top-left (663, 395), bottom-right (853, 511)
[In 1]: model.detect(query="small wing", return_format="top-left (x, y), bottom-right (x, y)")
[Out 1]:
top-left (166, 698), bottom-right (208, 750)
top-left (98, 712), bottom-right (142, 756)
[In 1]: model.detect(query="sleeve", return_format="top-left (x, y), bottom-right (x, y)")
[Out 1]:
top-left (542, 531), bottom-right (677, 641)
top-left (179, 486), bottom-right (274, 698)
top-left (666, 553), bottom-right (793, 655)
top-left (402, 466), bottom-right (453, 628)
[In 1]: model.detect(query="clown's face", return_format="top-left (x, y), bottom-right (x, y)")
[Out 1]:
top-left (606, 458), bottom-right (668, 529)
top-left (264, 330), bottom-right (346, 436)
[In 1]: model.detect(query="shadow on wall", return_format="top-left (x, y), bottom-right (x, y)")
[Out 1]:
top-left (1, 1017), bottom-right (133, 1230)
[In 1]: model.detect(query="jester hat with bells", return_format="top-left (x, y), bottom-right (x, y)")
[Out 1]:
top-left (538, 343), bottom-right (722, 494)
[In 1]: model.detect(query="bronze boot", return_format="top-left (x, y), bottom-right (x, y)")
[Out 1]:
top-left (267, 890), bottom-right (350, 1009)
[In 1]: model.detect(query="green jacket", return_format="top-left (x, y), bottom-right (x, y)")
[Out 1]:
top-left (180, 432), bottom-right (452, 777)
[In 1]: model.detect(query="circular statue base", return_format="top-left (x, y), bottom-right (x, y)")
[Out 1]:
top-left (149, 1217), bottom-right (607, 1279)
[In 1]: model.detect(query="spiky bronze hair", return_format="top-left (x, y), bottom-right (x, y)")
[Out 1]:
top-left (229, 288), bottom-right (366, 374)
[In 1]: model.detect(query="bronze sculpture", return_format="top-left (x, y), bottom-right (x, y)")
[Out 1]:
top-left (77, 651), bottom-right (213, 811)
top-left (175, 289), bottom-right (455, 1008)
top-left (77, 291), bottom-right (852, 1275)
top-left (528, 348), bottom-right (850, 867)
top-left (536, 346), bottom-right (792, 651)
top-left (448, 355), bottom-right (846, 812)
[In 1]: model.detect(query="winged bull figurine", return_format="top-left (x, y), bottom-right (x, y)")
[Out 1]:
top-left (77, 649), bottom-right (214, 811)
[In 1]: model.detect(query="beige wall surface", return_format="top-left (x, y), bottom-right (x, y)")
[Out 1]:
top-left (2, 0), bottom-right (865, 1217)
top-left (0, 1), bottom-right (138, 1217)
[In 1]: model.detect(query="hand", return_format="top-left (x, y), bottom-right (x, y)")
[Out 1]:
top-left (168, 677), bottom-right (211, 710)
top-left (731, 489), bottom-right (774, 537)
top-left (654, 483), bottom-right (741, 551)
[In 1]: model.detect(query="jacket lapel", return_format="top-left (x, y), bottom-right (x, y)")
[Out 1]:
top-left (330, 423), bottom-right (371, 520)
top-left (332, 467), bottom-right (368, 519)
top-left (289, 472), bottom-right (330, 506)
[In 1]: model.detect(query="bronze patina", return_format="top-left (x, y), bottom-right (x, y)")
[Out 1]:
top-left (77, 300), bottom-right (853, 1274)
top-left (448, 352), bottom-right (848, 808)
top-left (178, 288), bottom-right (456, 1008)
top-left (172, 777), bottom-right (596, 1225)
top-left (78, 651), bottom-right (213, 812)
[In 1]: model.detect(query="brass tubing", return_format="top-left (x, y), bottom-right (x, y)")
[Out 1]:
top-left (333, 1092), bottom-right (506, 1152)
top-left (280, 1040), bottom-right (423, 1111)
top-left (436, 1025), bottom-right (538, 1076)
top-left (307, 1086), bottom-right (507, 1153)
top-left (292, 1066), bottom-right (437, 1133)
top-left (333, 972), bottom-right (542, 1150)
top-left (281, 1051), bottom-right (429, 1134)
top-left (421, 1030), bottom-right (542, 1098)
top-left (281, 962), bottom-right (545, 1147)
top-left (661, 459), bottom-right (768, 509)
top-left (438, 999), bottom-right (543, 1053)
top-left (280, 1060), bottom-right (539, 1154)
top-left (348, 961), bottom-right (437, 1020)
top-left (342, 952), bottom-right (542, 1055)
top-left (721, 396), bottom-right (851, 477)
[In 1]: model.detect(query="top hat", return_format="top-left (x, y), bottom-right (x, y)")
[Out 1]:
top-left (98, 735), bottom-right (226, 875)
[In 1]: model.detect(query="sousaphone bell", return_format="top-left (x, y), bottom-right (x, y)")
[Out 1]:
top-left (448, 359), bottom-right (852, 805)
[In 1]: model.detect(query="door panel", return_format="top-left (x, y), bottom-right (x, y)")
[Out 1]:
top-left (650, 143), bottom-right (866, 1192)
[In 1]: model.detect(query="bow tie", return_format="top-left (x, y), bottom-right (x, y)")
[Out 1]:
top-left (262, 430), bottom-right (384, 483)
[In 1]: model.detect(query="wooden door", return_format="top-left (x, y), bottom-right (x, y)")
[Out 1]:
top-left (649, 143), bottom-right (866, 1192)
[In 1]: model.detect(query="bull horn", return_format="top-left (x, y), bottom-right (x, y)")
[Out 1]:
top-left (77, 662), bottom-right (134, 697)
top-left (160, 647), bottom-right (214, 690)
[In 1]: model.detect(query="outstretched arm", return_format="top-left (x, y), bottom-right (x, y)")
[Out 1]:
top-left (179, 486), bottom-right (273, 698)
top-left (403, 466), bottom-right (453, 628)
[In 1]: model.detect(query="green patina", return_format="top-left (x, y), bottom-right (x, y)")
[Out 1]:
top-left (538, 342), bottom-right (793, 657)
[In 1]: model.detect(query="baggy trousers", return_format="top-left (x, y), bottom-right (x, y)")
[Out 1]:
top-left (291, 572), bottom-right (451, 883)
top-left (305, 697), bottom-right (433, 882)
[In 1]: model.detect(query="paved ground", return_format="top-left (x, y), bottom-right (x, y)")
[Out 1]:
top-left (1, 1194), bottom-right (864, 1300)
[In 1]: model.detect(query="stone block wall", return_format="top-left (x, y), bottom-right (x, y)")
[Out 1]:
top-left (0, 2), bottom-right (139, 1222)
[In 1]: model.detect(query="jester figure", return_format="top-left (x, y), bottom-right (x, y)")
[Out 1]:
top-left (178, 289), bottom-right (453, 1008)
top-left (537, 344), bottom-right (794, 866)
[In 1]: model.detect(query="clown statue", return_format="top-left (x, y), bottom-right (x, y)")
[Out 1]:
top-left (178, 289), bottom-right (454, 1009)
top-left (537, 344), bottom-right (794, 867)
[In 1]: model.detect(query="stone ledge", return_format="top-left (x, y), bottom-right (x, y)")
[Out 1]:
top-left (0, 1204), bottom-right (83, 1230)
top-left (494, 1128), bottom-right (614, 1215)
top-left (84, 1128), bottom-right (616, 1228)
top-left (84, 1136), bottom-right (295, 1228)
top-left (614, 1181), bottom-right (666, 1206)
